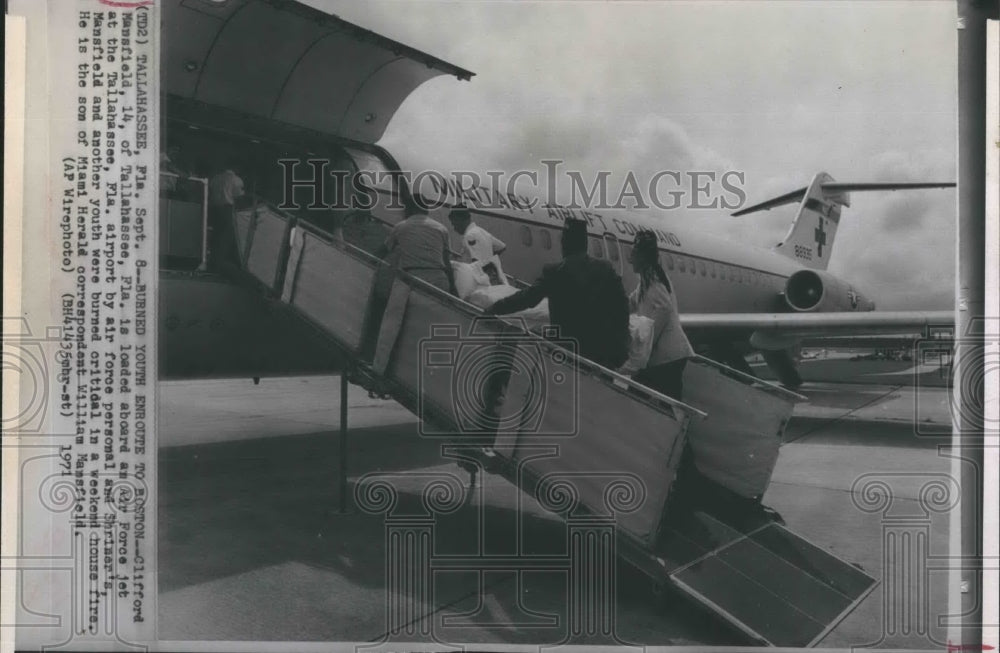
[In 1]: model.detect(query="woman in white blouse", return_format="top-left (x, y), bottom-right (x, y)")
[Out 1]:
top-left (627, 229), bottom-right (693, 400)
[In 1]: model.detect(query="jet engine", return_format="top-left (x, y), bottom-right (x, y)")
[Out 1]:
top-left (784, 269), bottom-right (875, 313)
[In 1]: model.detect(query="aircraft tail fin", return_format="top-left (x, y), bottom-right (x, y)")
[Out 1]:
top-left (732, 172), bottom-right (954, 271)
top-left (772, 171), bottom-right (843, 271)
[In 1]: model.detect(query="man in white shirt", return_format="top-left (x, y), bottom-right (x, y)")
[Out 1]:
top-left (448, 207), bottom-right (507, 285)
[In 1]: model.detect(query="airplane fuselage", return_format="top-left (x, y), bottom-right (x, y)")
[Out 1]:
top-left (363, 179), bottom-right (871, 317)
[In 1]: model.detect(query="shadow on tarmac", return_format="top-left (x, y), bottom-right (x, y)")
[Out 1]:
top-left (159, 425), bottom-right (737, 645)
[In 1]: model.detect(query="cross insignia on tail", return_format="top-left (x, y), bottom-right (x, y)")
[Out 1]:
top-left (814, 218), bottom-right (827, 257)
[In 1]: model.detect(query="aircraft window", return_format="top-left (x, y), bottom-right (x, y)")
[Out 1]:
top-left (710, 263), bottom-right (717, 278)
top-left (540, 229), bottom-right (552, 250)
top-left (521, 225), bottom-right (533, 247)
top-left (590, 238), bottom-right (603, 258)
top-left (689, 259), bottom-right (697, 275)
top-left (678, 257), bottom-right (686, 273)
top-left (698, 261), bottom-right (706, 276)
top-left (664, 253), bottom-right (674, 270)
top-left (607, 240), bottom-right (620, 262)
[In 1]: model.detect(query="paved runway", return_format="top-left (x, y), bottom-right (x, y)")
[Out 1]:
top-left (158, 374), bottom-right (959, 647)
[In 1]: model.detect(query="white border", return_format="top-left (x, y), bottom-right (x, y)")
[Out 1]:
top-left (982, 19), bottom-right (998, 653)
top-left (1, 14), bottom-right (28, 653)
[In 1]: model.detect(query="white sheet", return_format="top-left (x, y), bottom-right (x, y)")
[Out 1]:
top-left (452, 264), bottom-right (652, 370)
top-left (451, 261), bottom-right (491, 299)
top-left (455, 272), bottom-right (654, 375)
top-left (621, 314), bottom-right (655, 375)
top-left (464, 283), bottom-right (551, 332)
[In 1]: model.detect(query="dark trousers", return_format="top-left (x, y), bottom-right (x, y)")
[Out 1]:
top-left (635, 358), bottom-right (687, 401)
top-left (207, 205), bottom-right (238, 271)
top-left (359, 265), bottom-right (395, 362)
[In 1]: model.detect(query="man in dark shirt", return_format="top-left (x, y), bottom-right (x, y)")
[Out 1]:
top-left (485, 219), bottom-right (630, 370)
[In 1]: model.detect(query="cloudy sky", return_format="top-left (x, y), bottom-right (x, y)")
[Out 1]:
top-left (307, 0), bottom-right (957, 310)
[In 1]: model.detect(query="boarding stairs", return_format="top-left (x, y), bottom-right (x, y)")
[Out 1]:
top-left (227, 200), bottom-right (878, 647)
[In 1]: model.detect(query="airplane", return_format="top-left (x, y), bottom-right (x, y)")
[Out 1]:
top-left (383, 169), bottom-right (955, 387)
top-left (151, 2), bottom-right (948, 643)
top-left (157, 0), bottom-right (955, 389)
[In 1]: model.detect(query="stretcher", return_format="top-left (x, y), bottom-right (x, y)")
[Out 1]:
top-left (231, 201), bottom-right (878, 647)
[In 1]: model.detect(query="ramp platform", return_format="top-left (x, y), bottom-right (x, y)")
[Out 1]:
top-left (658, 511), bottom-right (876, 646)
top-left (227, 200), bottom-right (877, 646)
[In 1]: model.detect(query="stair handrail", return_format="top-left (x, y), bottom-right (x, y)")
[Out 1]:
top-left (268, 213), bottom-right (707, 421)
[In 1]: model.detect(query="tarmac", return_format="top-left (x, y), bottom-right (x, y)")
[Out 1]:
top-left (157, 363), bottom-right (960, 648)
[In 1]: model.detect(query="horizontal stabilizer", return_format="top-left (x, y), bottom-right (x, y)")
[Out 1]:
top-left (731, 187), bottom-right (808, 217)
top-left (733, 179), bottom-right (955, 217)
top-left (734, 173), bottom-right (955, 270)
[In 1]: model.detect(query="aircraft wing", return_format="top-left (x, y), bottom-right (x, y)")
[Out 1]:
top-left (681, 310), bottom-right (955, 339)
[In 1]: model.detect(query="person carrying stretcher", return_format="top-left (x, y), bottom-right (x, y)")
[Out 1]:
top-left (621, 229), bottom-right (693, 400)
top-left (621, 230), bottom-right (785, 529)
top-left (448, 206), bottom-right (508, 286)
top-left (485, 219), bottom-right (630, 370)
top-left (359, 196), bottom-right (457, 368)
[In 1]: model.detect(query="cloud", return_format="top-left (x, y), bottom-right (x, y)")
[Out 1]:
top-left (830, 186), bottom-right (954, 310)
top-left (312, 0), bottom-right (956, 310)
